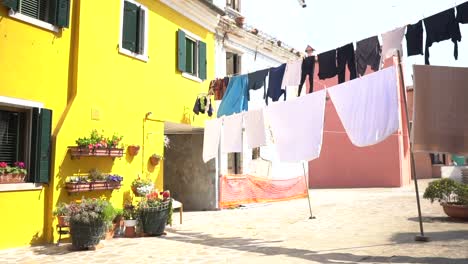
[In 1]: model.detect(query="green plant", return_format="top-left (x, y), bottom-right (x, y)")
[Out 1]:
top-left (0, 161), bottom-right (27, 175)
top-left (68, 176), bottom-right (89, 183)
top-left (138, 190), bottom-right (173, 225)
top-left (53, 202), bottom-right (70, 216)
top-left (89, 168), bottom-right (105, 182)
top-left (122, 204), bottom-right (137, 220)
top-left (75, 130), bottom-right (123, 149)
top-left (423, 178), bottom-right (468, 205)
top-left (107, 133), bottom-right (123, 148)
top-left (67, 198), bottom-right (116, 225)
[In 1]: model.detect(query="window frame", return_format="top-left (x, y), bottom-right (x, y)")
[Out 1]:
top-left (118, 0), bottom-right (149, 62)
top-left (8, 7), bottom-right (59, 33)
top-left (180, 28), bottom-right (203, 82)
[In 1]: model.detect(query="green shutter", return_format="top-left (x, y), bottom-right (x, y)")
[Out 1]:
top-left (2, 0), bottom-right (19, 11)
top-left (177, 29), bottom-right (186, 72)
top-left (31, 108), bottom-right (52, 184)
top-left (137, 7), bottom-right (145, 54)
top-left (55, 0), bottom-right (70, 28)
top-left (122, 1), bottom-right (139, 53)
top-left (198, 41), bottom-right (207, 80)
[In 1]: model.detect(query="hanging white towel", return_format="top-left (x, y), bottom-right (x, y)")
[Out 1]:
top-left (328, 66), bottom-right (399, 147)
top-left (281, 60), bottom-right (302, 90)
top-left (265, 89), bottom-right (326, 162)
top-left (222, 113), bottom-right (243, 153)
top-left (203, 118), bottom-right (222, 163)
top-left (244, 109), bottom-right (266, 149)
top-left (381, 26), bottom-right (405, 66)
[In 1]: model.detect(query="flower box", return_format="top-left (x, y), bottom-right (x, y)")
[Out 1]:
top-left (0, 173), bottom-right (27, 184)
top-left (66, 181), bottom-right (122, 193)
top-left (68, 146), bottom-right (124, 159)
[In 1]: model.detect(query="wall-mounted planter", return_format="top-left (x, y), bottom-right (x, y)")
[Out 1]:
top-left (127, 145), bottom-right (140, 156)
top-left (65, 181), bottom-right (122, 193)
top-left (149, 156), bottom-right (161, 166)
top-left (0, 173), bottom-right (27, 184)
top-left (68, 146), bottom-right (124, 159)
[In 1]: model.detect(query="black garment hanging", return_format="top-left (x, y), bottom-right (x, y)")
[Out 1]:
top-left (317, 49), bottom-right (337, 80)
top-left (193, 96), bottom-right (213, 117)
top-left (406, 21), bottom-right (424, 56)
top-left (336, 43), bottom-right (357, 84)
top-left (298, 56), bottom-right (315, 96)
top-left (266, 64), bottom-right (286, 105)
top-left (355, 36), bottom-right (381, 77)
top-left (247, 69), bottom-right (269, 100)
top-left (456, 2), bottom-right (468, 23)
top-left (424, 8), bottom-right (461, 65)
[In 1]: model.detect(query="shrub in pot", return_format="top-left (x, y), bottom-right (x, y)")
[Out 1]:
top-left (131, 177), bottom-right (154, 197)
top-left (53, 202), bottom-right (70, 226)
top-left (68, 198), bottom-right (116, 249)
top-left (123, 205), bottom-right (138, 238)
top-left (423, 178), bottom-right (468, 219)
top-left (138, 190), bottom-right (172, 236)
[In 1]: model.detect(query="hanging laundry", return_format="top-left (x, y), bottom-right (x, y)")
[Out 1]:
top-left (193, 96), bottom-right (213, 117)
top-left (381, 26), bottom-right (406, 64)
top-left (336, 43), bottom-right (357, 84)
top-left (298, 55), bottom-right (315, 96)
top-left (203, 118), bottom-right (222, 163)
top-left (266, 64), bottom-right (287, 105)
top-left (244, 109), bottom-right (266, 149)
top-left (281, 60), bottom-right (302, 90)
top-left (424, 8), bottom-right (461, 65)
top-left (264, 90), bottom-right (326, 162)
top-left (328, 66), bottom-right (399, 147)
top-left (222, 113), bottom-right (243, 153)
top-left (318, 49), bottom-right (337, 80)
top-left (456, 2), bottom-right (468, 23)
top-left (217, 75), bottom-right (249, 117)
top-left (412, 65), bottom-right (468, 154)
top-left (405, 21), bottom-right (424, 57)
top-left (355, 36), bottom-right (381, 77)
top-left (248, 69), bottom-right (269, 100)
top-left (209, 78), bottom-right (229, 100)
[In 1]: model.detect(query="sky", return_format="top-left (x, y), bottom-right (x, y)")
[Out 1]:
top-left (241, 0), bottom-right (468, 85)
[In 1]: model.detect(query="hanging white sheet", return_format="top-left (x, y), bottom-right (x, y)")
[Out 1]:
top-left (222, 113), bottom-right (243, 153)
top-left (265, 89), bottom-right (326, 162)
top-left (244, 109), bottom-right (267, 149)
top-left (203, 118), bottom-right (222, 163)
top-left (328, 66), bottom-right (399, 147)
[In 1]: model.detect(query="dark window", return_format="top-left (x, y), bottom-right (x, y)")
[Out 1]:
top-left (2, 0), bottom-right (70, 28)
top-left (226, 0), bottom-right (240, 11)
top-left (121, 0), bottom-right (146, 55)
top-left (0, 109), bottom-right (27, 166)
top-left (177, 29), bottom-right (207, 80)
top-left (226, 52), bottom-right (241, 75)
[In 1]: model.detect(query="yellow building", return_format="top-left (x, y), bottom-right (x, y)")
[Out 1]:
top-left (0, 0), bottom-right (219, 249)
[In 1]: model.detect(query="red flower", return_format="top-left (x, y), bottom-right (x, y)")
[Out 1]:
top-left (0, 162), bottom-right (7, 168)
top-left (162, 191), bottom-right (170, 199)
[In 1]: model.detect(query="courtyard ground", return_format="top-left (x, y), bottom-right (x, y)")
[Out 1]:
top-left (0, 179), bottom-right (467, 264)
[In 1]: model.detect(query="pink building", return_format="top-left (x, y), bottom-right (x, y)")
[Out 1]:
top-left (308, 57), bottom-right (412, 188)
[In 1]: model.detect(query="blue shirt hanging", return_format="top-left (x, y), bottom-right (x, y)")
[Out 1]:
top-left (217, 75), bottom-right (249, 117)
top-left (266, 63), bottom-right (286, 105)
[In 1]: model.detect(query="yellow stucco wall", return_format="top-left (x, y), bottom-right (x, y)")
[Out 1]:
top-left (0, 0), bottom-right (214, 249)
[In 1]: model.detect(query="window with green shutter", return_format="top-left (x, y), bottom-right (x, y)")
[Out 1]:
top-left (1, 0), bottom-right (70, 28)
top-left (120, 0), bottom-right (148, 60)
top-left (177, 29), bottom-right (208, 81)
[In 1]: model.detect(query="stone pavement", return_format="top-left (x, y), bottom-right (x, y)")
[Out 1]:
top-left (1, 179), bottom-right (467, 264)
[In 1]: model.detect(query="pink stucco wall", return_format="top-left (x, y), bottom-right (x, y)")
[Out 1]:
top-left (307, 56), bottom-right (411, 188)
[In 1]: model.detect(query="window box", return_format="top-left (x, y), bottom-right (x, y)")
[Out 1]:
top-left (0, 173), bottom-right (27, 184)
top-left (65, 181), bottom-right (122, 193)
top-left (68, 146), bottom-right (124, 159)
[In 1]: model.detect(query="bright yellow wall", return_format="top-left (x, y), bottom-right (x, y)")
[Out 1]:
top-left (0, 3), bottom-right (72, 249)
top-left (0, 0), bottom-right (214, 248)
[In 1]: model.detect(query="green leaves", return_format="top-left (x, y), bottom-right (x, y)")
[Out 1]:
top-left (423, 178), bottom-right (468, 205)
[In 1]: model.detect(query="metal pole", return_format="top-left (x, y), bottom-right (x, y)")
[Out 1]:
top-left (303, 161), bottom-right (315, 219)
top-left (395, 51), bottom-right (429, 242)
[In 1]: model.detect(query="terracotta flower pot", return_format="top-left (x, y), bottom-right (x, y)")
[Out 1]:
top-left (149, 156), bottom-right (161, 166)
top-left (442, 203), bottom-right (468, 220)
top-left (235, 16), bottom-right (244, 27)
top-left (57, 215), bottom-right (69, 227)
top-left (127, 145), bottom-right (140, 156)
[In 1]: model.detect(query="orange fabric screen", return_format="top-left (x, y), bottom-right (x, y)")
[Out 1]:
top-left (219, 174), bottom-right (308, 208)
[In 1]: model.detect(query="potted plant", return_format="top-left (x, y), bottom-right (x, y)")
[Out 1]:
top-left (423, 178), bottom-right (468, 219)
top-left (137, 190), bottom-right (172, 236)
top-left (149, 154), bottom-right (163, 166)
top-left (70, 130), bottom-right (124, 158)
top-left (0, 161), bottom-right (28, 184)
top-left (113, 208), bottom-right (125, 237)
top-left (53, 202), bottom-right (70, 227)
top-left (106, 174), bottom-right (123, 189)
top-left (235, 16), bottom-right (245, 27)
top-left (103, 206), bottom-right (117, 240)
top-left (131, 177), bottom-right (154, 197)
top-left (89, 168), bottom-right (106, 189)
top-left (67, 198), bottom-right (116, 249)
top-left (127, 145), bottom-right (140, 156)
top-left (65, 176), bottom-right (90, 192)
top-left (123, 205), bottom-right (138, 238)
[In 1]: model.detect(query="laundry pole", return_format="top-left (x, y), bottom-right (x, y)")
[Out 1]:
top-left (302, 161), bottom-right (315, 219)
top-left (395, 51), bottom-right (429, 242)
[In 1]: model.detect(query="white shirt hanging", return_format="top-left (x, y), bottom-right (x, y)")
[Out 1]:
top-left (222, 113), bottom-right (243, 153)
top-left (203, 118), bottom-right (222, 163)
top-left (380, 26), bottom-right (406, 66)
top-left (244, 109), bottom-right (267, 149)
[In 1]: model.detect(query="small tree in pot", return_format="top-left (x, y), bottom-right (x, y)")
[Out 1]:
top-left (68, 198), bottom-right (116, 249)
top-left (53, 202), bottom-right (70, 227)
top-left (423, 178), bottom-right (468, 220)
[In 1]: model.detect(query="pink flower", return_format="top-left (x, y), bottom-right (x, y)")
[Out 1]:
top-left (88, 144), bottom-right (93, 150)
top-left (0, 162), bottom-right (7, 168)
top-left (14, 161), bottom-right (25, 168)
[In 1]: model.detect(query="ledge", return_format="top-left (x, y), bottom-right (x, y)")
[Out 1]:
top-left (0, 183), bottom-right (43, 192)
top-left (182, 72), bottom-right (203, 83)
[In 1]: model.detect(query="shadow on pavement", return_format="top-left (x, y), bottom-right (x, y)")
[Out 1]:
top-left (407, 216), bottom-right (467, 224)
top-left (391, 230), bottom-right (468, 243)
top-left (163, 230), bottom-right (468, 264)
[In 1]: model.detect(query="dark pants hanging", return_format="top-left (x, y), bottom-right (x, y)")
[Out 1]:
top-left (298, 57), bottom-right (315, 96)
top-left (336, 43), bottom-right (357, 84)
